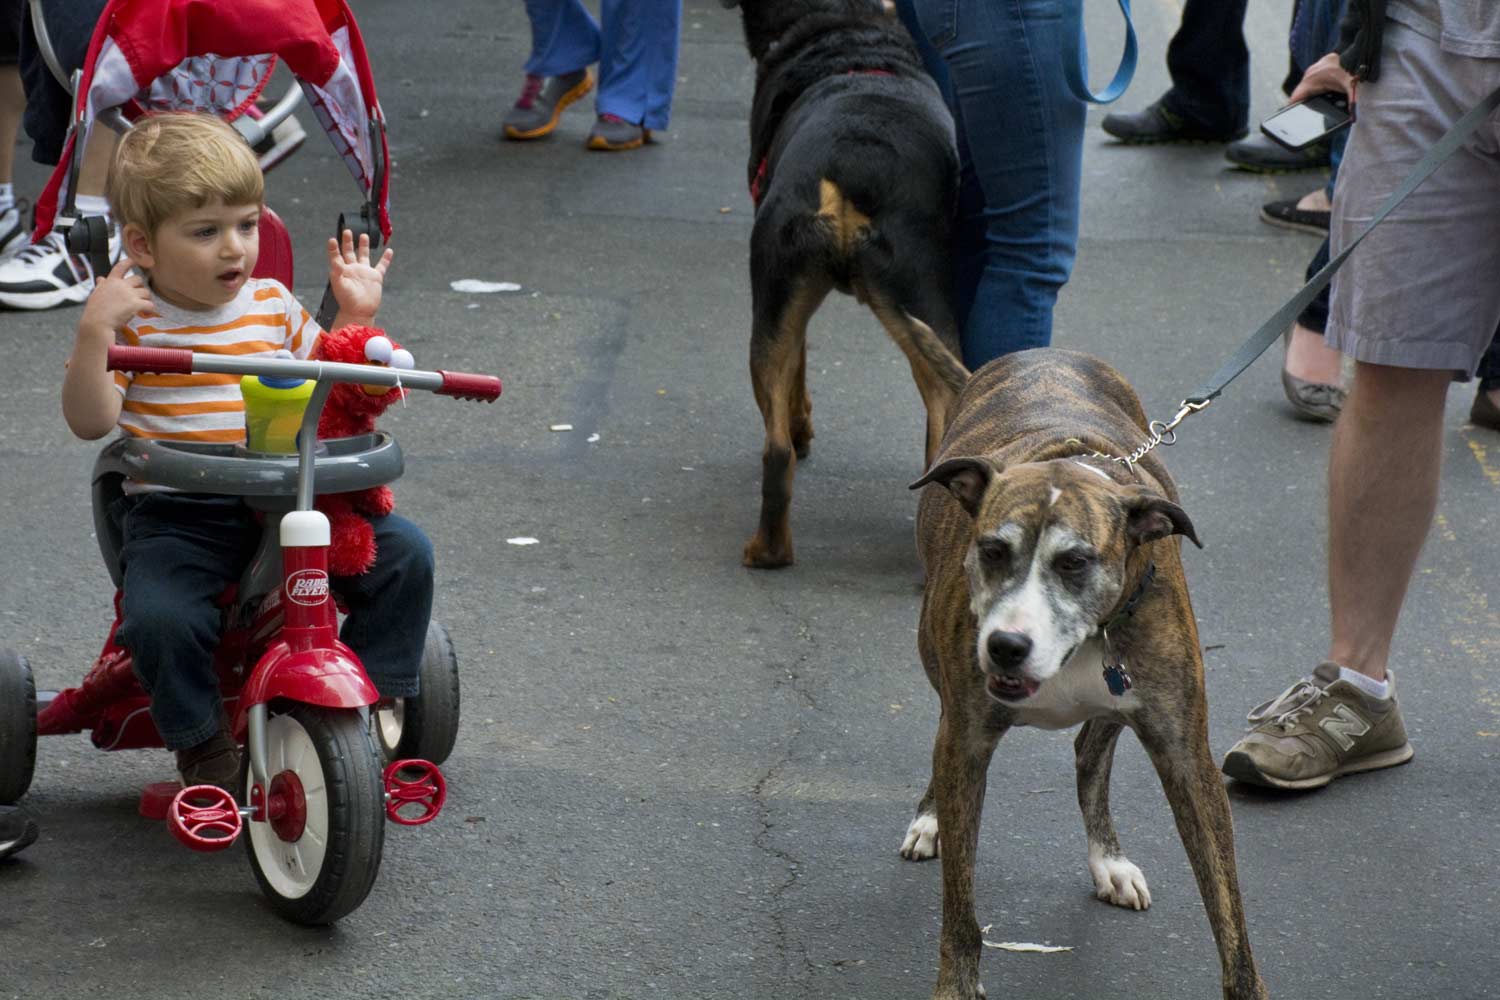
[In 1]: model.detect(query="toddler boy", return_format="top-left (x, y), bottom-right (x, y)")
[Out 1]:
top-left (60, 112), bottom-right (432, 791)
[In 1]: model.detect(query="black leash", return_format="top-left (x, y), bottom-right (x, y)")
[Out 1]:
top-left (1108, 83), bottom-right (1500, 469)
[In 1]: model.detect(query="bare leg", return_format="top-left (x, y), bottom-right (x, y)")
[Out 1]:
top-left (1326, 361), bottom-right (1451, 680)
top-left (0, 65), bottom-right (23, 185)
top-left (1284, 319), bottom-right (1342, 385)
top-left (78, 127), bottom-right (120, 198)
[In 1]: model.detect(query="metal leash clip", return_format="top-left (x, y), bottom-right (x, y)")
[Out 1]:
top-left (1094, 398), bottom-right (1211, 469)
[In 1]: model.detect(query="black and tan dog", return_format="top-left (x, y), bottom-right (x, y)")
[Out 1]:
top-left (723, 0), bottom-right (968, 569)
top-left (905, 348), bottom-right (1268, 1000)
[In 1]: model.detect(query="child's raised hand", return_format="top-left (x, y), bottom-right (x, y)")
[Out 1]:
top-left (80, 259), bottom-right (153, 334)
top-left (327, 229), bottom-right (394, 323)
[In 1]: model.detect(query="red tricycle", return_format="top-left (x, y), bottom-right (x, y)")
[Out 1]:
top-left (0, 346), bottom-right (500, 924)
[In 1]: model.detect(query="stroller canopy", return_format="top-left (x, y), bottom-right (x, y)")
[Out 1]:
top-left (36, 0), bottom-right (390, 241)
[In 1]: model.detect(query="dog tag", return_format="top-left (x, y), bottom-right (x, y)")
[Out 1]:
top-left (1103, 661), bottom-right (1133, 697)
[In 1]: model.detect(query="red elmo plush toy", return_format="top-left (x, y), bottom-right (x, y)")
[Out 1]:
top-left (313, 325), bottom-right (414, 576)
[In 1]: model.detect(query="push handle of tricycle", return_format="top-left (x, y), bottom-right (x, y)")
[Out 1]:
top-left (106, 345), bottom-right (501, 402)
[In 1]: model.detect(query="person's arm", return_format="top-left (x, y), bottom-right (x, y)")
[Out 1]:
top-left (325, 229), bottom-right (393, 331)
top-left (61, 259), bottom-right (152, 439)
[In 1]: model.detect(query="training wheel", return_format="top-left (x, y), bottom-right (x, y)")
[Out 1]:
top-left (383, 759), bottom-right (446, 826)
top-left (167, 784), bottom-right (242, 851)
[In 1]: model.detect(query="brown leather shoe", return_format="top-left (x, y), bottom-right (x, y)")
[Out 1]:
top-left (175, 731), bottom-right (241, 795)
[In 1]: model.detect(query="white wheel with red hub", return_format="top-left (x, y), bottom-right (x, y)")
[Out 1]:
top-left (244, 705), bottom-right (385, 925)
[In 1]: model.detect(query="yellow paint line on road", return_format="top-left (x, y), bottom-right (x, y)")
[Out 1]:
top-left (1465, 438), bottom-right (1500, 489)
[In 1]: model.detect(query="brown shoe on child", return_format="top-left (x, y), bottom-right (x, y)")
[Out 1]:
top-left (176, 731), bottom-right (241, 795)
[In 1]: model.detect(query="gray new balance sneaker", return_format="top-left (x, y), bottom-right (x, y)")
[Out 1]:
top-left (1222, 661), bottom-right (1414, 790)
top-left (502, 69), bottom-right (593, 141)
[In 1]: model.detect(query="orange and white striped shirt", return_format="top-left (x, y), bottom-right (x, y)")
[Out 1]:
top-left (114, 278), bottom-right (323, 442)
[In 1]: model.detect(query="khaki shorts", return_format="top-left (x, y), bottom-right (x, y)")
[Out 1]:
top-left (1327, 21), bottom-right (1500, 378)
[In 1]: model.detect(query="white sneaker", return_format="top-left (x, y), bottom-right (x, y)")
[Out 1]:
top-left (0, 204), bottom-right (29, 257)
top-left (0, 224), bottom-right (121, 311)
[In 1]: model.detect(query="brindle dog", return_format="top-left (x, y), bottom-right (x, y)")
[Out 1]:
top-left (723, 0), bottom-right (968, 568)
top-left (906, 348), bottom-right (1268, 1000)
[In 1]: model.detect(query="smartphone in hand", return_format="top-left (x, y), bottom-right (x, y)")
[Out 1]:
top-left (1261, 93), bottom-right (1353, 151)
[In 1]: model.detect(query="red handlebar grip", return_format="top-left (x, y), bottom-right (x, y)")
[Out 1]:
top-left (436, 371), bottom-right (502, 402)
top-left (107, 345), bottom-right (195, 374)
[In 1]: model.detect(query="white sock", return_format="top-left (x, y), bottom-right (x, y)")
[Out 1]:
top-left (0, 183), bottom-right (13, 212)
top-left (75, 194), bottom-right (113, 222)
top-left (1339, 666), bottom-right (1390, 700)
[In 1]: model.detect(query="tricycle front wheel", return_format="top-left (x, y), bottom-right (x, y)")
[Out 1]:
top-left (0, 649), bottom-right (37, 804)
top-left (373, 621), bottom-right (460, 766)
top-left (245, 705), bottom-right (385, 925)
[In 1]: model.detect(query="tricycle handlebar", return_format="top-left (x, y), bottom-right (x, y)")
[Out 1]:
top-left (105, 345), bottom-right (502, 403)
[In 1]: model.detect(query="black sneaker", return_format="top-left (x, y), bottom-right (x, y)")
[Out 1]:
top-left (1101, 99), bottom-right (1248, 144)
top-left (1226, 133), bottom-right (1330, 173)
top-left (0, 805), bottom-right (38, 861)
top-left (1259, 197), bottom-right (1331, 235)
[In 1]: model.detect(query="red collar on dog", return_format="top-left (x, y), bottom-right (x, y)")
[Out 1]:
top-left (749, 69), bottom-right (897, 207)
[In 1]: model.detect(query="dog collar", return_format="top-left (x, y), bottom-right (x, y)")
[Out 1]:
top-left (1097, 562), bottom-right (1156, 696)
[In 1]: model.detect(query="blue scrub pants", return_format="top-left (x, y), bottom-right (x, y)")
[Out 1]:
top-left (522, 0), bottom-right (682, 131)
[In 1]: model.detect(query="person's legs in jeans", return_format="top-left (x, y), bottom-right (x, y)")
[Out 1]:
top-left (1160, 0), bottom-right (1250, 134)
top-left (522, 0), bottom-right (600, 78)
top-left (596, 0), bottom-right (681, 130)
top-left (114, 495), bottom-right (260, 750)
top-left (910, 0), bottom-right (1085, 368)
top-left (335, 513), bottom-right (434, 699)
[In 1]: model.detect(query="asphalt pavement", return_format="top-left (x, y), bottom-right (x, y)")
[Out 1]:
top-left (2, 1), bottom-right (1498, 998)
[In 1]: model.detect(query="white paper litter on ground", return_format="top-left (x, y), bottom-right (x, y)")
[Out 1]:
top-left (450, 279), bottom-right (522, 293)
top-left (550, 423), bottom-right (573, 432)
top-left (506, 537), bottom-right (539, 546)
top-left (586, 433), bottom-right (600, 443)
top-left (983, 941), bottom-right (1073, 953)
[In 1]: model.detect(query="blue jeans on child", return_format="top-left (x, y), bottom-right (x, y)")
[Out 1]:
top-left (897, 0), bottom-right (1086, 369)
top-left (112, 493), bottom-right (433, 750)
top-left (521, 0), bottom-right (681, 131)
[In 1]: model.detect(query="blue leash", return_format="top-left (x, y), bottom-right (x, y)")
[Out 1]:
top-left (1064, 0), bottom-right (1137, 105)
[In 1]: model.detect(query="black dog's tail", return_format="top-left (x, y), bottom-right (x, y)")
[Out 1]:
top-left (870, 300), bottom-right (970, 397)
top-left (814, 179), bottom-right (969, 397)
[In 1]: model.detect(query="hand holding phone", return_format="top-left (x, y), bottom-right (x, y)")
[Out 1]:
top-left (1261, 93), bottom-right (1353, 152)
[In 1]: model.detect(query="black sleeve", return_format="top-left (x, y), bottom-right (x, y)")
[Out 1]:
top-left (1338, 0), bottom-right (1388, 82)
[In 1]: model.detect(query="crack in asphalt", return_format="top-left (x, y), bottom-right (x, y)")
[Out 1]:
top-left (747, 576), bottom-right (827, 985)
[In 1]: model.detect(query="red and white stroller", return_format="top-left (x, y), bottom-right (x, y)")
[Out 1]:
top-left (30, 0), bottom-right (391, 323)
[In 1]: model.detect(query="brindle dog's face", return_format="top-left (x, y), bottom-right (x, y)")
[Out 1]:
top-left (915, 457), bottom-right (1198, 703)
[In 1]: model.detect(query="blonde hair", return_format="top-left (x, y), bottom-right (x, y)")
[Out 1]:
top-left (107, 113), bottom-right (264, 236)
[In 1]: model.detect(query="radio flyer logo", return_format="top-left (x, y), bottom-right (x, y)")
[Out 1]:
top-left (286, 569), bottom-right (330, 606)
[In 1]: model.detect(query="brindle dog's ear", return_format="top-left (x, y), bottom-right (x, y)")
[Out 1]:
top-left (1124, 489), bottom-right (1203, 549)
top-left (910, 457), bottom-right (998, 517)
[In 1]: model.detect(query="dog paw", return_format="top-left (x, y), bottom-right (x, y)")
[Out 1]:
top-left (742, 535), bottom-right (793, 569)
top-left (900, 811), bottom-right (939, 860)
top-left (1088, 846), bottom-right (1151, 911)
